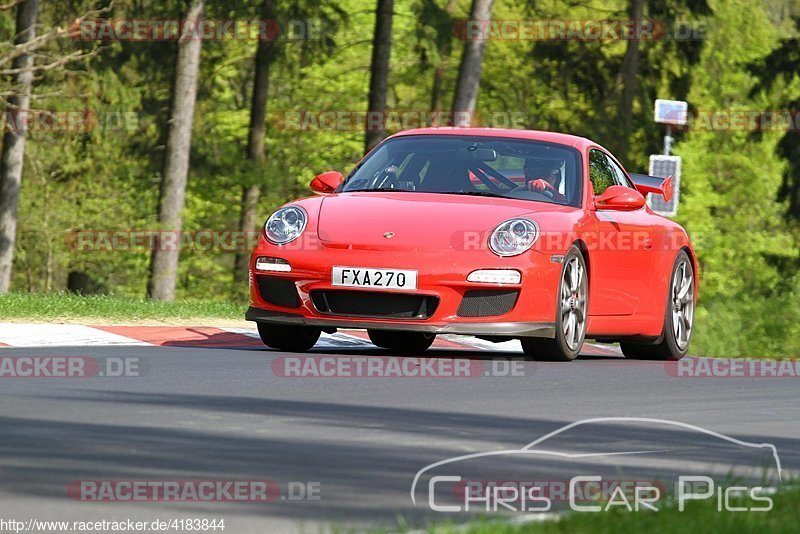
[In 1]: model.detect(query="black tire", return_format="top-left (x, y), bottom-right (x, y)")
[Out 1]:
top-left (257, 323), bottom-right (321, 352)
top-left (521, 245), bottom-right (587, 361)
top-left (621, 250), bottom-right (694, 361)
top-left (367, 330), bottom-right (435, 354)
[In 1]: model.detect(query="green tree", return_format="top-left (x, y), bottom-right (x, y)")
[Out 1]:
top-left (147, 0), bottom-right (205, 301)
top-left (0, 0), bottom-right (38, 293)
top-left (749, 16), bottom-right (800, 220)
top-left (675, 0), bottom-right (800, 356)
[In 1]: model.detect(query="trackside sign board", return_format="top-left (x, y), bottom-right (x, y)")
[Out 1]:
top-left (648, 155), bottom-right (681, 217)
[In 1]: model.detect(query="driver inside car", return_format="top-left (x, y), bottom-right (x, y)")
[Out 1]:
top-left (525, 160), bottom-right (566, 202)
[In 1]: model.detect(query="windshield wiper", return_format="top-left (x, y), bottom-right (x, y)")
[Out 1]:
top-left (344, 188), bottom-right (506, 197)
top-left (346, 187), bottom-right (413, 193)
top-left (435, 190), bottom-right (506, 198)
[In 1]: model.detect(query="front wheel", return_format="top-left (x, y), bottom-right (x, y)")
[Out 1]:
top-left (367, 330), bottom-right (435, 354)
top-left (257, 323), bottom-right (321, 352)
top-left (621, 250), bottom-right (694, 361)
top-left (521, 246), bottom-right (587, 361)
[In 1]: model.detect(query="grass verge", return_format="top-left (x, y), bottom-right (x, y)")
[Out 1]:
top-left (425, 486), bottom-right (800, 534)
top-left (0, 292), bottom-right (245, 324)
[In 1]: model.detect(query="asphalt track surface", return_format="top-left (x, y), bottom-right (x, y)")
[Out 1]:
top-left (0, 333), bottom-right (798, 533)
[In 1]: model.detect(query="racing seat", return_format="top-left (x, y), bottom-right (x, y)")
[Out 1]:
top-left (422, 156), bottom-right (473, 192)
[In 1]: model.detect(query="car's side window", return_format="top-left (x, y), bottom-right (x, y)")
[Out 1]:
top-left (589, 149), bottom-right (634, 195)
top-left (588, 149), bottom-right (616, 195)
top-left (603, 153), bottom-right (634, 189)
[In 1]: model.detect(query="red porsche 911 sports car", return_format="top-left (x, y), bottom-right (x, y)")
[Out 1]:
top-left (246, 128), bottom-right (697, 361)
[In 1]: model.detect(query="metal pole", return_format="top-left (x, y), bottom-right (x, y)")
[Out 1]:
top-left (663, 124), bottom-right (673, 156)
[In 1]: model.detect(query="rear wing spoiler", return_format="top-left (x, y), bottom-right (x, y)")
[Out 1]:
top-left (629, 173), bottom-right (673, 202)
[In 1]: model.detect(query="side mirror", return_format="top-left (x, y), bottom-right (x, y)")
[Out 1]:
top-left (595, 185), bottom-right (646, 211)
top-left (310, 171), bottom-right (343, 194)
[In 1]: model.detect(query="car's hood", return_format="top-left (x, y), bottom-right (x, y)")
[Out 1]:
top-left (316, 192), bottom-right (573, 250)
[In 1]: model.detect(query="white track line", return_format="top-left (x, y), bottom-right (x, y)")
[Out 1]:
top-left (223, 327), bottom-right (374, 349)
top-left (0, 323), bottom-right (623, 353)
top-left (0, 323), bottom-right (150, 347)
top-left (226, 327), bottom-right (497, 351)
top-left (441, 334), bottom-right (523, 352)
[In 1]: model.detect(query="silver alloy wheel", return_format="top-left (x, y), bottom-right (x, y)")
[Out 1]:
top-left (560, 256), bottom-right (587, 351)
top-left (671, 258), bottom-right (694, 350)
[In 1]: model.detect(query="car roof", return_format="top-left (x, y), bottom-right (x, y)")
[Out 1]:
top-left (388, 127), bottom-right (595, 151)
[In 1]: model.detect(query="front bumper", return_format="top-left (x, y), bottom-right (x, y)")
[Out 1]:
top-left (246, 236), bottom-right (562, 339)
top-left (246, 306), bottom-right (555, 337)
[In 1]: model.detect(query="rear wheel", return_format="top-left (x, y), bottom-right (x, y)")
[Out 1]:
top-left (367, 330), bottom-right (435, 354)
top-left (521, 246), bottom-right (587, 361)
top-left (257, 323), bottom-right (321, 352)
top-left (621, 250), bottom-right (694, 361)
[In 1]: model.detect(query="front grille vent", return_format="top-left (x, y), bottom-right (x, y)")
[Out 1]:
top-left (310, 290), bottom-right (438, 319)
top-left (256, 276), bottom-right (301, 308)
top-left (457, 290), bottom-right (519, 317)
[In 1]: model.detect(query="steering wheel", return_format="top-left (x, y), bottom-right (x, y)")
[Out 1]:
top-left (538, 185), bottom-right (557, 199)
top-left (510, 183), bottom-right (557, 199)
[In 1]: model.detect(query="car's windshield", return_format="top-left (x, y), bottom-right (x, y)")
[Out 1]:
top-left (340, 135), bottom-right (582, 207)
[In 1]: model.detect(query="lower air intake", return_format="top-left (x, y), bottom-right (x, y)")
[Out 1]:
top-left (256, 275), bottom-right (301, 308)
top-left (310, 290), bottom-right (438, 319)
top-left (457, 290), bottom-right (519, 317)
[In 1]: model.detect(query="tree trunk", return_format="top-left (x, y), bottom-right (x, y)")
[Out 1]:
top-left (619, 0), bottom-right (645, 160)
top-left (452, 0), bottom-right (493, 126)
top-left (0, 0), bottom-right (39, 293)
top-left (430, 0), bottom-right (458, 115)
top-left (147, 0), bottom-right (204, 301)
top-left (233, 0), bottom-right (278, 284)
top-left (364, 0), bottom-right (394, 153)
top-left (431, 65), bottom-right (445, 113)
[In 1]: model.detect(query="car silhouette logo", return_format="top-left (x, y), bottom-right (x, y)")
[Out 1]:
top-left (410, 417), bottom-right (785, 506)
top-left (383, 232), bottom-right (395, 239)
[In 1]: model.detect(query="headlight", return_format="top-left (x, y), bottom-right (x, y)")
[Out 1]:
top-left (264, 206), bottom-right (307, 245)
top-left (489, 218), bottom-right (539, 257)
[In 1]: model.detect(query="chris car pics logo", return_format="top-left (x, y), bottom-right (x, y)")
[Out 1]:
top-left (410, 417), bottom-right (782, 513)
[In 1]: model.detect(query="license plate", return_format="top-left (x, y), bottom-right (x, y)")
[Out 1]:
top-left (332, 267), bottom-right (418, 290)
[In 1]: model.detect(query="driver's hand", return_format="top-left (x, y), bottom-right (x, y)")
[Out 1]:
top-left (527, 179), bottom-right (553, 193)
